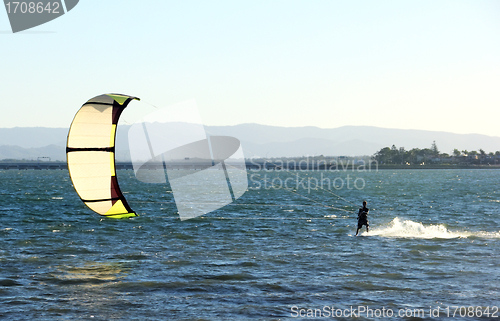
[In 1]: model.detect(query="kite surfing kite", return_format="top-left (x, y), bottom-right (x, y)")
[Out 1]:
top-left (66, 93), bottom-right (139, 218)
top-left (67, 94), bottom-right (248, 220)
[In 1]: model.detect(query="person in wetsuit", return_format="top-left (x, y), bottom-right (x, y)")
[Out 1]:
top-left (355, 201), bottom-right (369, 236)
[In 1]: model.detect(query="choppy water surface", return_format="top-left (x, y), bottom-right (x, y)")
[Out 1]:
top-left (1, 169), bottom-right (499, 320)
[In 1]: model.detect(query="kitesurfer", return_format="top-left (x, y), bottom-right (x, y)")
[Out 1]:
top-left (355, 201), bottom-right (369, 236)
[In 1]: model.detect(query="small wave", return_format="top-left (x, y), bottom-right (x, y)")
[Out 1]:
top-left (365, 218), bottom-right (500, 239)
top-left (0, 279), bottom-right (22, 286)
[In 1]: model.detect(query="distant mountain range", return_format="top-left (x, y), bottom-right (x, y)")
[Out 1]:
top-left (1, 124), bottom-right (499, 161)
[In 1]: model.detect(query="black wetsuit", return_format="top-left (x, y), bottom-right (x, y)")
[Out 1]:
top-left (357, 206), bottom-right (369, 229)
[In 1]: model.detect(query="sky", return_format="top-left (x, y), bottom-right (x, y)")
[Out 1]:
top-left (1, 1), bottom-right (499, 136)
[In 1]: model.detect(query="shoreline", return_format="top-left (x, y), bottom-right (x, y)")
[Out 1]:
top-left (374, 164), bottom-right (500, 170)
top-left (1, 161), bottom-right (499, 171)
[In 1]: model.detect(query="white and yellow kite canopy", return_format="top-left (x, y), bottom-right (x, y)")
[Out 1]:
top-left (66, 94), bottom-right (139, 218)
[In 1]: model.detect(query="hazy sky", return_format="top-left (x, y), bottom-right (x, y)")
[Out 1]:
top-left (1, 1), bottom-right (499, 136)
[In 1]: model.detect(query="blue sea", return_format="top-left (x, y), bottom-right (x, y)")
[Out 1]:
top-left (1, 168), bottom-right (500, 320)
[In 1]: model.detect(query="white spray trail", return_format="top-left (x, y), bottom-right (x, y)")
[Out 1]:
top-left (364, 218), bottom-right (500, 239)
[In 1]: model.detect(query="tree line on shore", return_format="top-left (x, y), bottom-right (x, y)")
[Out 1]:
top-left (373, 141), bottom-right (500, 165)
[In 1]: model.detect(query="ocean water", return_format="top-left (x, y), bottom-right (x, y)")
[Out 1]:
top-left (1, 168), bottom-right (500, 320)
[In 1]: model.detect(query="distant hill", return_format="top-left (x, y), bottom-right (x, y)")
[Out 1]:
top-left (208, 124), bottom-right (500, 158)
top-left (1, 124), bottom-right (499, 161)
top-left (0, 127), bottom-right (68, 148)
top-left (0, 144), bottom-right (65, 161)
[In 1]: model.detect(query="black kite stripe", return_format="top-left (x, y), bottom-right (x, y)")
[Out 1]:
top-left (82, 102), bottom-right (114, 107)
top-left (66, 147), bottom-right (115, 153)
top-left (83, 197), bottom-right (121, 203)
